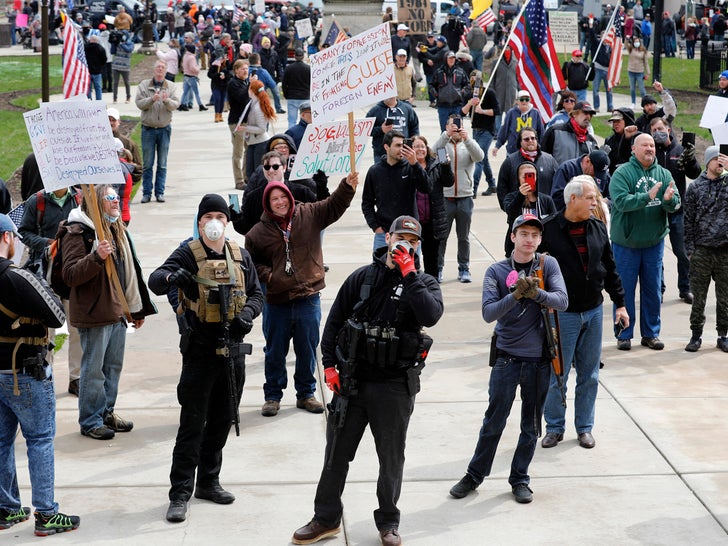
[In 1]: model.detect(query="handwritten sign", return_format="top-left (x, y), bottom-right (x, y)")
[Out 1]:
top-left (30, 100), bottom-right (124, 191)
top-left (700, 95), bottom-right (728, 129)
top-left (309, 23), bottom-right (396, 122)
top-left (295, 18), bottom-right (313, 38)
top-left (289, 118), bottom-right (375, 180)
top-left (548, 11), bottom-right (578, 47)
top-left (397, 0), bottom-right (431, 35)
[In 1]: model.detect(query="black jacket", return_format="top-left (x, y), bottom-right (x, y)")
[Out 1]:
top-left (281, 60), bottom-right (310, 100)
top-left (654, 137), bottom-right (701, 203)
top-left (84, 42), bottom-right (107, 74)
top-left (539, 211), bottom-right (625, 312)
top-left (503, 192), bottom-right (556, 256)
top-left (227, 76), bottom-right (250, 125)
top-left (422, 155), bottom-right (454, 240)
top-left (320, 248), bottom-right (443, 382)
top-left (496, 150), bottom-right (559, 210)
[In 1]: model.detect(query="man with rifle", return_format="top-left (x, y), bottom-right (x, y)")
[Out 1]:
top-left (449, 213), bottom-right (567, 504)
top-left (539, 176), bottom-right (628, 450)
top-left (292, 216), bottom-right (443, 546)
top-left (149, 194), bottom-right (264, 523)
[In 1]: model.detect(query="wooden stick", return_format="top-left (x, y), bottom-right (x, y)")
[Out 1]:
top-left (348, 111), bottom-right (356, 174)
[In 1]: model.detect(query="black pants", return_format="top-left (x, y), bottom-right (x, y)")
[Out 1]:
top-left (313, 380), bottom-right (415, 531)
top-left (420, 222), bottom-right (440, 277)
top-left (168, 342), bottom-right (245, 501)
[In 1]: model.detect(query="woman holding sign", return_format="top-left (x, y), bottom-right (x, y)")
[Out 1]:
top-left (239, 80), bottom-right (276, 180)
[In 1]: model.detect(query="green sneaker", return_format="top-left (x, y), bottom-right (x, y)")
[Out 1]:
top-left (0, 506), bottom-right (30, 529)
top-left (34, 511), bottom-right (80, 536)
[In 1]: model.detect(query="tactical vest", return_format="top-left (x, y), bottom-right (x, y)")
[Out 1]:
top-left (178, 239), bottom-right (247, 323)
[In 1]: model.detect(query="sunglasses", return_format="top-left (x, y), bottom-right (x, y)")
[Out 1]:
top-left (521, 136), bottom-right (537, 142)
top-left (103, 194), bottom-right (120, 202)
top-left (264, 164), bottom-right (283, 171)
top-left (518, 97), bottom-right (530, 102)
top-left (563, 98), bottom-right (576, 103)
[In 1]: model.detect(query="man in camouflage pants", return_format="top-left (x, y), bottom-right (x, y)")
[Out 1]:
top-left (683, 145), bottom-right (728, 353)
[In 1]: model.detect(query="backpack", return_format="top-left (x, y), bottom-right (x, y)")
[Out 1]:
top-left (46, 221), bottom-right (94, 300)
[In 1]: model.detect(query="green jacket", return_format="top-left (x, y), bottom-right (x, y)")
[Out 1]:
top-left (609, 154), bottom-right (681, 248)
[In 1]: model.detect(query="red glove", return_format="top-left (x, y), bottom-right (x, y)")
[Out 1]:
top-left (324, 367), bottom-right (340, 394)
top-left (391, 244), bottom-right (416, 277)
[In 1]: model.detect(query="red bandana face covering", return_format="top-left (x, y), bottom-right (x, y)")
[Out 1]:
top-left (570, 117), bottom-right (588, 143)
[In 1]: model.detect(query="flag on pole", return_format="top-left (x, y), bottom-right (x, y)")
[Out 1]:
top-left (324, 20), bottom-right (347, 46)
top-left (233, 6), bottom-right (243, 24)
top-left (461, 8), bottom-right (496, 47)
top-left (469, 0), bottom-right (493, 19)
top-left (507, 0), bottom-right (565, 121)
top-left (603, 23), bottom-right (623, 89)
top-left (61, 17), bottom-right (90, 99)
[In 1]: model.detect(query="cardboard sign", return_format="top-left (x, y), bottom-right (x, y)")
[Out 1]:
top-left (295, 18), bottom-right (313, 38)
top-left (548, 11), bottom-right (578, 47)
top-left (26, 100), bottom-right (124, 192)
top-left (309, 23), bottom-right (396, 122)
top-left (700, 95), bottom-right (728, 129)
top-left (288, 118), bottom-right (375, 180)
top-left (397, 0), bottom-right (431, 35)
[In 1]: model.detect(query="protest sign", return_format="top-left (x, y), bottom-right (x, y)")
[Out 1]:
top-left (700, 95), bottom-right (728, 129)
top-left (397, 0), bottom-right (431, 35)
top-left (309, 23), bottom-right (395, 123)
top-left (548, 11), bottom-right (578, 48)
top-left (289, 118), bottom-right (375, 180)
top-left (35, 100), bottom-right (123, 191)
top-left (23, 108), bottom-right (62, 191)
top-left (295, 18), bottom-right (313, 38)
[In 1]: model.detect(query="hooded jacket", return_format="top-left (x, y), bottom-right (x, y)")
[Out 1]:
top-left (684, 169), bottom-right (728, 255)
top-left (433, 132), bottom-right (484, 198)
top-left (609, 154), bottom-right (681, 248)
top-left (496, 106), bottom-right (545, 154)
top-left (365, 100), bottom-right (420, 159)
top-left (496, 149), bottom-right (560, 210)
top-left (245, 179), bottom-right (355, 304)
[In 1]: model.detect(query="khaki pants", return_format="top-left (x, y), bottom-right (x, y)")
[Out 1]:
top-left (229, 124), bottom-right (247, 187)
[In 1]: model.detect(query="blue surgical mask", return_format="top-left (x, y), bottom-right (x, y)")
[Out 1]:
top-left (103, 213), bottom-right (119, 224)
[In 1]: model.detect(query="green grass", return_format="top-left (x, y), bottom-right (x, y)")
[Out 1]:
top-left (0, 54), bottom-right (146, 181)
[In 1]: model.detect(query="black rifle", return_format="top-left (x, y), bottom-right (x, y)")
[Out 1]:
top-left (215, 284), bottom-right (252, 437)
top-left (326, 318), bottom-right (364, 470)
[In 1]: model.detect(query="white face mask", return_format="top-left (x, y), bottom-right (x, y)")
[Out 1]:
top-left (633, 41), bottom-right (641, 48)
top-left (203, 219), bottom-right (225, 241)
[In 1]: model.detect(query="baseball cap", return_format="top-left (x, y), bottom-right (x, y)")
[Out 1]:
top-left (609, 107), bottom-right (635, 125)
top-left (641, 94), bottom-right (657, 107)
top-left (574, 101), bottom-right (597, 114)
top-left (608, 110), bottom-right (624, 121)
top-left (427, 31), bottom-right (435, 37)
top-left (213, 24), bottom-right (222, 31)
top-left (720, 70), bottom-right (728, 80)
top-left (389, 216), bottom-right (421, 238)
top-left (588, 150), bottom-right (610, 183)
top-left (396, 48), bottom-right (407, 57)
top-left (446, 51), bottom-right (456, 58)
top-left (107, 107), bottom-right (121, 121)
top-left (512, 213), bottom-right (542, 232)
top-left (299, 101), bottom-right (311, 113)
top-left (436, 35), bottom-right (446, 43)
top-left (397, 24), bottom-right (409, 31)
top-left (0, 213), bottom-right (22, 239)
top-left (572, 49), bottom-right (583, 57)
top-left (517, 89), bottom-right (530, 99)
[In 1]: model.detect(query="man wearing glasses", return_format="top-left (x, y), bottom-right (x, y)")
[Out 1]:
top-left (541, 101), bottom-right (599, 166)
top-left (245, 167), bottom-right (360, 418)
top-left (493, 90), bottom-right (545, 156)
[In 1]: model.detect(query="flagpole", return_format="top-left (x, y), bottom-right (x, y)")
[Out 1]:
top-left (585, 1), bottom-right (621, 81)
top-left (479, 0), bottom-right (530, 107)
top-left (41, 0), bottom-right (49, 102)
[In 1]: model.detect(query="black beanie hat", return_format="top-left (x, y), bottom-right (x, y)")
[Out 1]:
top-left (197, 194), bottom-right (230, 222)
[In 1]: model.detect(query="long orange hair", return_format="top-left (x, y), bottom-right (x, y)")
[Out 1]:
top-left (249, 80), bottom-right (276, 121)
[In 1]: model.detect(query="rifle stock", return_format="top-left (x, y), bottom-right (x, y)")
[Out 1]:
top-left (216, 284), bottom-right (241, 436)
top-left (535, 256), bottom-right (566, 408)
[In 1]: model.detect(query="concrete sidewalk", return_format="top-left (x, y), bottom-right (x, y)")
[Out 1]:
top-left (5, 85), bottom-right (728, 545)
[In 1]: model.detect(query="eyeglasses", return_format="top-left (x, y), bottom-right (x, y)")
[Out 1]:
top-left (518, 97), bottom-right (530, 102)
top-left (563, 98), bottom-right (576, 103)
top-left (264, 164), bottom-right (282, 171)
top-left (521, 136), bottom-right (537, 142)
top-left (103, 194), bottom-right (120, 202)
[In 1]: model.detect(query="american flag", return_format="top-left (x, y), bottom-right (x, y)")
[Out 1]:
top-left (324, 20), bottom-right (347, 46)
top-left (603, 23), bottom-right (623, 89)
top-left (461, 8), bottom-right (496, 48)
top-left (232, 6), bottom-right (243, 24)
top-left (8, 204), bottom-right (24, 229)
top-left (61, 17), bottom-right (90, 99)
top-left (507, 0), bottom-right (565, 121)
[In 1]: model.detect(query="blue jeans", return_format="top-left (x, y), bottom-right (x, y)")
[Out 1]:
top-left (262, 294), bottom-right (321, 401)
top-left (573, 88), bottom-right (587, 101)
top-left (544, 307), bottom-right (602, 435)
top-left (592, 67), bottom-right (613, 112)
top-left (438, 197), bottom-right (473, 272)
top-left (668, 211), bottom-right (690, 295)
top-left (472, 129), bottom-right (496, 192)
top-left (141, 124), bottom-right (171, 198)
top-left (77, 321), bottom-right (127, 433)
top-left (663, 35), bottom-right (675, 56)
top-left (181, 75), bottom-right (203, 107)
top-left (0, 373), bottom-right (58, 514)
top-left (471, 49), bottom-right (483, 71)
top-left (686, 39), bottom-right (696, 59)
top-left (628, 71), bottom-right (647, 105)
top-left (466, 356), bottom-right (550, 486)
top-left (270, 86), bottom-right (283, 112)
top-left (87, 73), bottom-right (103, 100)
top-left (437, 104), bottom-right (462, 132)
top-left (373, 231), bottom-right (387, 252)
top-left (286, 98), bottom-right (305, 129)
top-left (211, 88), bottom-right (226, 114)
top-left (612, 241), bottom-right (664, 340)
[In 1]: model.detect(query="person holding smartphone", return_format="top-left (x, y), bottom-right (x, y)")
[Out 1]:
top-left (365, 96), bottom-right (420, 163)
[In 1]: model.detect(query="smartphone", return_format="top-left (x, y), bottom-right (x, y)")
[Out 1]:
top-left (287, 154), bottom-right (296, 170)
top-left (720, 144), bottom-right (728, 157)
top-left (228, 193), bottom-right (240, 214)
top-left (436, 147), bottom-right (448, 163)
top-left (524, 171), bottom-right (536, 192)
top-left (403, 138), bottom-right (413, 147)
top-left (384, 118), bottom-right (394, 126)
top-left (614, 318), bottom-right (626, 338)
top-left (681, 131), bottom-right (695, 147)
top-left (452, 116), bottom-right (462, 129)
